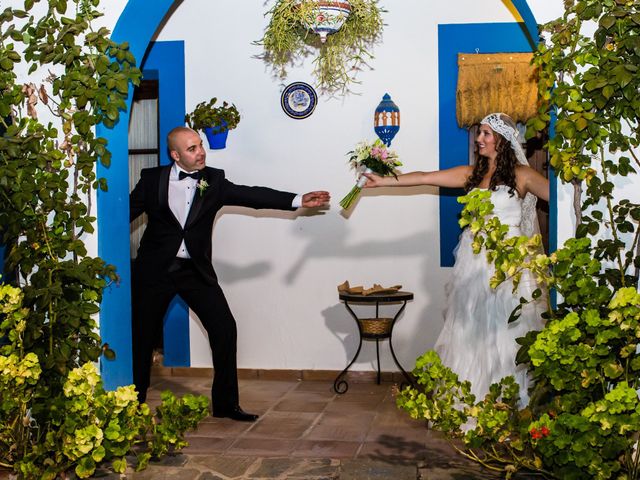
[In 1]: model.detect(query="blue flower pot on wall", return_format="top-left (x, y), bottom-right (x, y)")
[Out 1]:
top-left (204, 121), bottom-right (229, 149)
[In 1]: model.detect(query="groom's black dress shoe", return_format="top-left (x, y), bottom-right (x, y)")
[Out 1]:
top-left (212, 406), bottom-right (259, 422)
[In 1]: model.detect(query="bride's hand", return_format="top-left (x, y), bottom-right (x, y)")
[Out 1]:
top-left (361, 172), bottom-right (384, 188)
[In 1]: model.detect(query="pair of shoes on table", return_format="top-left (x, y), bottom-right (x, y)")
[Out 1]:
top-left (212, 405), bottom-right (258, 422)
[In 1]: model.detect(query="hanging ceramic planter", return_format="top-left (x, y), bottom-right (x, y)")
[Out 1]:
top-left (185, 99), bottom-right (240, 150)
top-left (256, 0), bottom-right (384, 95)
top-left (301, 1), bottom-right (352, 43)
top-left (204, 122), bottom-right (229, 150)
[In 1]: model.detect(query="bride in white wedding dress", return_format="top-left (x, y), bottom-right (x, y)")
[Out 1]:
top-left (434, 183), bottom-right (546, 405)
top-left (362, 113), bottom-right (549, 404)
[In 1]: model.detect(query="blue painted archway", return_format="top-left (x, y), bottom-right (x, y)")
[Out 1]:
top-left (96, 0), bottom-right (544, 389)
top-left (96, 0), bottom-right (177, 389)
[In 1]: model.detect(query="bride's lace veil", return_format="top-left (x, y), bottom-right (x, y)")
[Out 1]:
top-left (480, 112), bottom-right (541, 238)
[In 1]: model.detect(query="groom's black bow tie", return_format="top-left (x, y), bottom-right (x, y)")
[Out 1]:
top-left (179, 170), bottom-right (202, 181)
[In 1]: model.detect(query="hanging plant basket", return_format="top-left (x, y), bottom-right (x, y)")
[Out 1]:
top-left (204, 124), bottom-right (229, 150)
top-left (185, 98), bottom-right (240, 150)
top-left (255, 0), bottom-right (385, 95)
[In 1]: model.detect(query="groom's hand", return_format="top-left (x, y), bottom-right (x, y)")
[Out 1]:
top-left (301, 191), bottom-right (330, 208)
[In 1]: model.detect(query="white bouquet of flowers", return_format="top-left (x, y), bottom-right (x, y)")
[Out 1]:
top-left (339, 139), bottom-right (402, 210)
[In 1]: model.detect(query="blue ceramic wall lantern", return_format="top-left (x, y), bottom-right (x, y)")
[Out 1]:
top-left (374, 93), bottom-right (400, 146)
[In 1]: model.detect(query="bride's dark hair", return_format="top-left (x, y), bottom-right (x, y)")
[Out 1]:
top-left (464, 113), bottom-right (519, 196)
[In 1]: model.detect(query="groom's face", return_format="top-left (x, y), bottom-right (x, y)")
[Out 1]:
top-left (170, 129), bottom-right (207, 172)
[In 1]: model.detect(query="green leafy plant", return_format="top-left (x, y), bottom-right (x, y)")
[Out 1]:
top-left (0, 1), bottom-right (209, 477)
top-left (0, 284), bottom-right (209, 479)
top-left (185, 97), bottom-right (241, 133)
top-left (397, 1), bottom-right (640, 478)
top-left (255, 0), bottom-right (384, 95)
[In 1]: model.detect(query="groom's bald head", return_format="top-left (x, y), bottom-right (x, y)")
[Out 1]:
top-left (167, 126), bottom-right (197, 151)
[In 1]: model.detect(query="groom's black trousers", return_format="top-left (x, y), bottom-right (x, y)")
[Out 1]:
top-left (131, 258), bottom-right (238, 409)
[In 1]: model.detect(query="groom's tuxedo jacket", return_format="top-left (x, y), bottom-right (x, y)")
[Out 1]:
top-left (129, 164), bottom-right (297, 285)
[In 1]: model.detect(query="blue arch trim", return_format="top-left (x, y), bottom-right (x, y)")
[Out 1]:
top-left (142, 41), bottom-right (190, 367)
top-left (511, 0), bottom-right (540, 49)
top-left (97, 0), bottom-right (178, 390)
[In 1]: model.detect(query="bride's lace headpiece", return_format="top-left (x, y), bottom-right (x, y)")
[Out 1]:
top-left (481, 113), bottom-right (521, 149)
top-left (480, 112), bottom-right (539, 237)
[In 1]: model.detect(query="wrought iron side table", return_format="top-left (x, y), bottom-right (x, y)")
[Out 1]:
top-left (334, 291), bottom-right (414, 394)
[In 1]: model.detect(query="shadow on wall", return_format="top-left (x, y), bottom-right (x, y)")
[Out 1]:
top-left (210, 205), bottom-right (328, 284)
top-left (322, 303), bottom-right (365, 366)
top-left (213, 259), bottom-right (271, 284)
top-left (284, 219), bottom-right (434, 284)
top-left (212, 190), bottom-right (449, 369)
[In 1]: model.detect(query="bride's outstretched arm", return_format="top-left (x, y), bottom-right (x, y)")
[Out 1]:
top-left (517, 166), bottom-right (550, 202)
top-left (362, 165), bottom-right (472, 189)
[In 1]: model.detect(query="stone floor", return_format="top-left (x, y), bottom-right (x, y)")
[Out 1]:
top-left (0, 373), bottom-right (513, 479)
top-left (124, 373), bottom-right (504, 480)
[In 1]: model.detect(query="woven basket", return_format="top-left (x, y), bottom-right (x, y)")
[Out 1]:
top-left (358, 317), bottom-right (392, 336)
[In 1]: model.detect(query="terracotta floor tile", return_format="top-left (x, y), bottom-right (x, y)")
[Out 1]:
top-left (291, 439), bottom-right (361, 458)
top-left (284, 389), bottom-right (337, 401)
top-left (153, 377), bottom-right (212, 392)
top-left (324, 394), bottom-right (386, 413)
top-left (273, 398), bottom-right (330, 413)
top-left (245, 411), bottom-right (319, 439)
top-left (371, 410), bottom-right (426, 428)
top-left (181, 436), bottom-right (235, 454)
top-left (365, 427), bottom-right (428, 444)
top-left (292, 380), bottom-right (337, 393)
top-left (238, 388), bottom-right (294, 405)
top-left (232, 399), bottom-right (274, 415)
top-left (315, 411), bottom-right (377, 427)
top-left (146, 374), bottom-right (437, 463)
top-left (272, 390), bottom-right (334, 413)
top-left (305, 412), bottom-right (375, 442)
top-left (334, 382), bottom-right (390, 395)
top-left (305, 423), bottom-right (371, 442)
top-left (239, 379), bottom-right (298, 393)
top-left (358, 440), bottom-right (428, 465)
top-left (187, 418), bottom-right (254, 437)
top-left (226, 437), bottom-right (298, 456)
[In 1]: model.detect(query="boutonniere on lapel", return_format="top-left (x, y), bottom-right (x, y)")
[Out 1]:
top-left (197, 178), bottom-right (209, 197)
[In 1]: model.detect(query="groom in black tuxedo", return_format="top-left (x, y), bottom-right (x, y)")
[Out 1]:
top-left (129, 126), bottom-right (330, 421)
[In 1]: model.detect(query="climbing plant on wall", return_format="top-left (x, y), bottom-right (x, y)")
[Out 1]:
top-left (396, 0), bottom-right (640, 478)
top-left (0, 1), bottom-right (208, 478)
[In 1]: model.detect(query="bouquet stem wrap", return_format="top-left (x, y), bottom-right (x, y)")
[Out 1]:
top-left (339, 168), bottom-right (372, 209)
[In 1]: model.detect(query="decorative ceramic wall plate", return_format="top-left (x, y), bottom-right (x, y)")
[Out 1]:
top-left (281, 82), bottom-right (317, 119)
